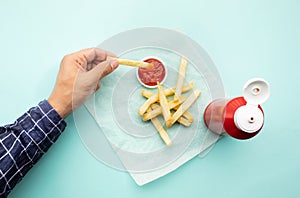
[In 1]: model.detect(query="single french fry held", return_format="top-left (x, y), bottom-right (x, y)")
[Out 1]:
top-left (117, 58), bottom-right (153, 68)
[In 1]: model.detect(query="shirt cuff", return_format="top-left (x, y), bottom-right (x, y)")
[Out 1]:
top-left (17, 100), bottom-right (67, 153)
top-left (40, 100), bottom-right (66, 126)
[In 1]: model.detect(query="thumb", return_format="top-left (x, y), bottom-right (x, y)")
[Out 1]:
top-left (88, 59), bottom-right (119, 81)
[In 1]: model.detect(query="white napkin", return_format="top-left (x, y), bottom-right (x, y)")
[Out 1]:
top-left (83, 48), bottom-right (220, 185)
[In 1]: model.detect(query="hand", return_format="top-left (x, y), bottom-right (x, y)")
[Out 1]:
top-left (48, 48), bottom-right (119, 118)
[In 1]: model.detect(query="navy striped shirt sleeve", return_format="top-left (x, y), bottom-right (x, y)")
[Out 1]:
top-left (0, 100), bottom-right (66, 197)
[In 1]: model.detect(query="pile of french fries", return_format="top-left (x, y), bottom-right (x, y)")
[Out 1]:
top-left (138, 57), bottom-right (201, 146)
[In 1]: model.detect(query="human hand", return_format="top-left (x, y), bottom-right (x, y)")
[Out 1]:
top-left (48, 48), bottom-right (119, 118)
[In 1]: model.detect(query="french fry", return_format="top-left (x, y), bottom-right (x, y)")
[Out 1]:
top-left (138, 90), bottom-right (185, 116)
top-left (117, 58), bottom-right (154, 68)
top-left (139, 81), bottom-right (193, 116)
top-left (174, 57), bottom-right (188, 101)
top-left (157, 82), bottom-right (171, 123)
top-left (166, 90), bottom-right (201, 128)
top-left (142, 96), bottom-right (186, 121)
top-left (172, 105), bottom-right (194, 123)
top-left (138, 95), bottom-right (158, 116)
top-left (141, 82), bottom-right (195, 99)
top-left (141, 89), bottom-right (158, 99)
top-left (150, 103), bottom-right (161, 109)
top-left (107, 56), bottom-right (154, 68)
top-left (148, 107), bottom-right (172, 146)
top-left (177, 117), bottom-right (192, 127)
top-left (147, 104), bottom-right (191, 127)
top-left (182, 111), bottom-right (194, 123)
top-left (143, 104), bottom-right (161, 121)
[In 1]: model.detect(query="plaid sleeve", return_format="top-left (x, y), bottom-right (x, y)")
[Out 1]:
top-left (0, 100), bottom-right (66, 197)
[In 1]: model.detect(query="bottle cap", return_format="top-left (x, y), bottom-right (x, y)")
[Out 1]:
top-left (233, 78), bottom-right (270, 133)
top-left (234, 105), bottom-right (264, 133)
top-left (243, 78), bottom-right (270, 105)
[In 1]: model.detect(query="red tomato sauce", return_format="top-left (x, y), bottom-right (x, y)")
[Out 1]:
top-left (137, 58), bottom-right (166, 87)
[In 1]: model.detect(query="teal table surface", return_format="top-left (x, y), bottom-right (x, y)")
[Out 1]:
top-left (1, 0), bottom-right (299, 197)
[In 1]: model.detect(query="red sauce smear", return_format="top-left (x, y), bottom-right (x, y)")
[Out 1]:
top-left (137, 58), bottom-right (166, 86)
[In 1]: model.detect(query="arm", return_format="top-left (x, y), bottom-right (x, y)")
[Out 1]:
top-left (0, 100), bottom-right (66, 197)
top-left (0, 48), bottom-right (119, 197)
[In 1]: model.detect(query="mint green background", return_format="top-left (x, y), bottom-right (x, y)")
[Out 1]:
top-left (0, 0), bottom-right (298, 197)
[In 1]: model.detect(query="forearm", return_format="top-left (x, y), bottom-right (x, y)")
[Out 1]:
top-left (0, 100), bottom-right (66, 197)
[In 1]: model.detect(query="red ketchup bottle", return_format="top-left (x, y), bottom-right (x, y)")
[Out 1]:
top-left (204, 78), bottom-right (270, 140)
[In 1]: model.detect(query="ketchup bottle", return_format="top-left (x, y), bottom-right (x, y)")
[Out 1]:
top-left (204, 78), bottom-right (270, 140)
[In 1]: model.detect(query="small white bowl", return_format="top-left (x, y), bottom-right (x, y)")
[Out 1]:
top-left (136, 56), bottom-right (167, 88)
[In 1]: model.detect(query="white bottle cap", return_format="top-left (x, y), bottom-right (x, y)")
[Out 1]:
top-left (234, 78), bottom-right (270, 133)
top-left (243, 78), bottom-right (270, 105)
top-left (234, 105), bottom-right (264, 133)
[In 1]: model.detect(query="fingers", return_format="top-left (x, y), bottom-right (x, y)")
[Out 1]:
top-left (95, 82), bottom-right (101, 91)
top-left (84, 48), bottom-right (117, 64)
top-left (88, 58), bottom-right (119, 81)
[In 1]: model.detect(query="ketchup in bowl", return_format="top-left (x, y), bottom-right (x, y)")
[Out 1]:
top-left (137, 58), bottom-right (167, 88)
